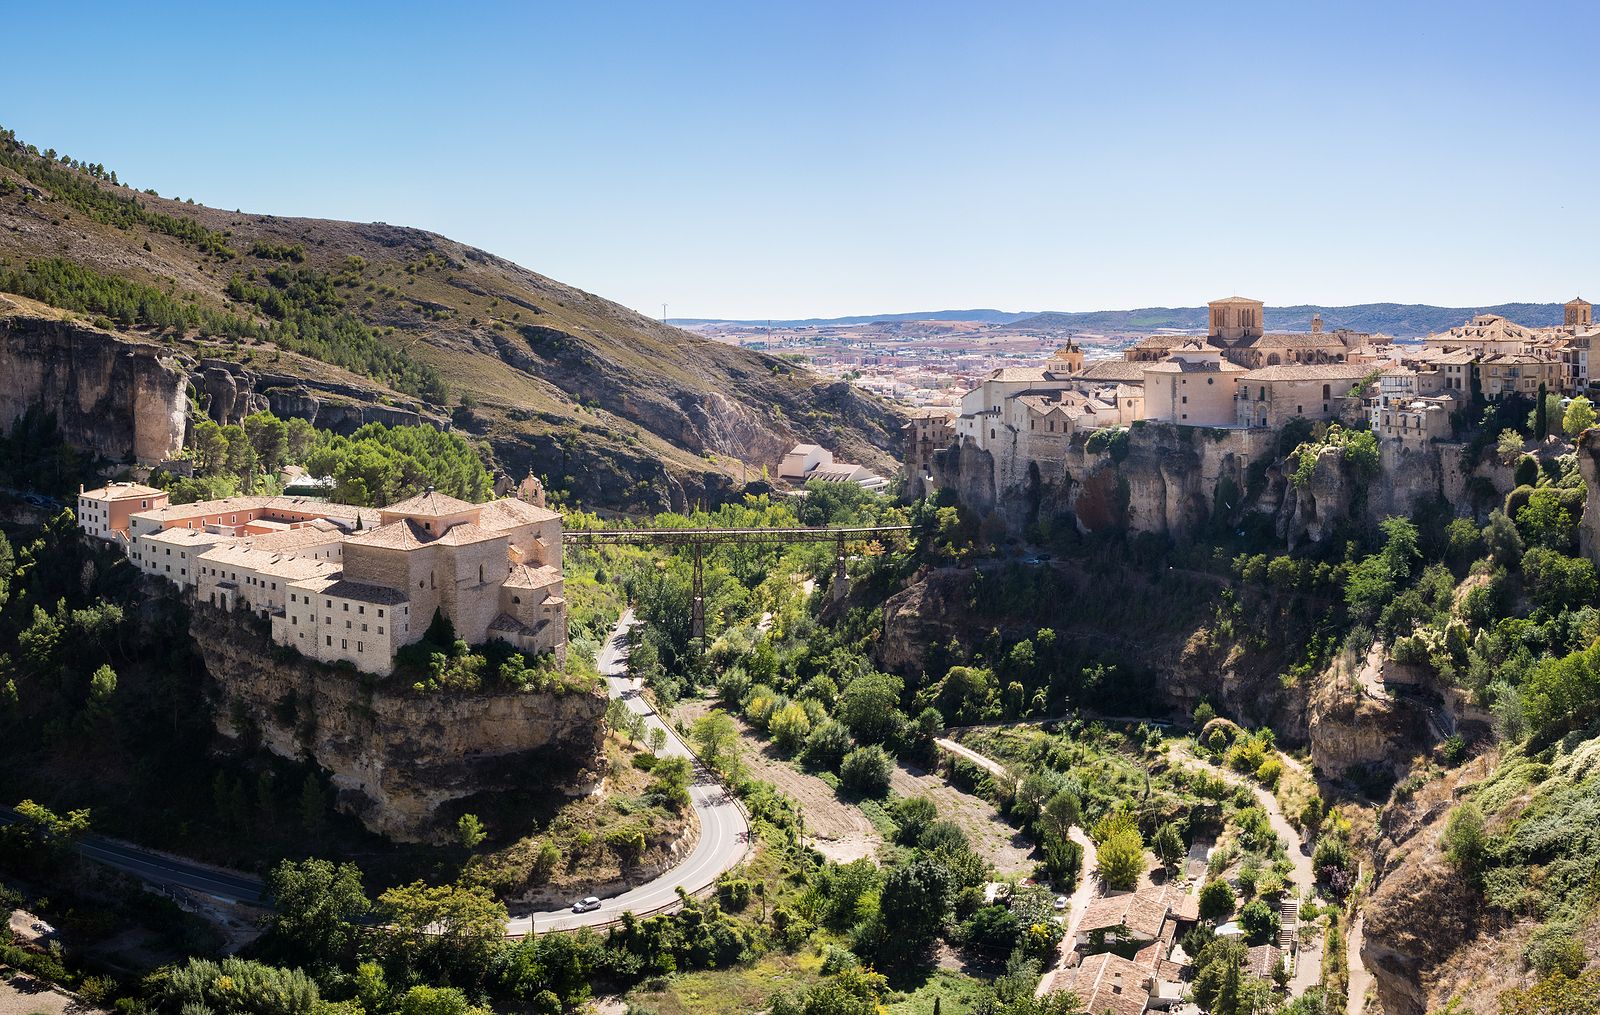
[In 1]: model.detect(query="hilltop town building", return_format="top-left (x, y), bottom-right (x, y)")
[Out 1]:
top-left (78, 485), bottom-right (567, 676)
top-left (77, 482), bottom-right (168, 542)
top-left (1234, 363), bottom-right (1372, 429)
top-left (777, 444), bottom-right (888, 492)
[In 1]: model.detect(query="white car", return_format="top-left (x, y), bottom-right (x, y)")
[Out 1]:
top-left (571, 896), bottom-right (602, 913)
top-left (1053, 896), bottom-right (1069, 911)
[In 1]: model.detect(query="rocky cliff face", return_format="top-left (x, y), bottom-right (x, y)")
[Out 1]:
top-left (933, 423), bottom-right (1275, 539)
top-left (192, 357), bottom-right (448, 433)
top-left (936, 425), bottom-right (1519, 549)
top-left (1577, 428), bottom-right (1600, 564)
top-left (192, 606), bottom-right (607, 843)
top-left (0, 298), bottom-right (187, 463)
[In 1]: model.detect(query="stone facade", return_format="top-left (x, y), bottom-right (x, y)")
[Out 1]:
top-left (85, 488), bottom-right (569, 677)
top-left (1233, 363), bottom-right (1372, 429)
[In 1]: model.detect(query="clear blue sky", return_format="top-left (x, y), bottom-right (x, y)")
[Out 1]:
top-left (3, 1), bottom-right (1597, 319)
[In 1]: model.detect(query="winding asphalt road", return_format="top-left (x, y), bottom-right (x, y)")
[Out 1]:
top-left (0, 808), bottom-right (266, 905)
top-left (3, 610), bottom-right (751, 936)
top-left (505, 609), bottom-right (752, 934)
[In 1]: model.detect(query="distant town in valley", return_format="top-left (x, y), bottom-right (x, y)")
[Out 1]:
top-left (683, 298), bottom-right (1589, 412)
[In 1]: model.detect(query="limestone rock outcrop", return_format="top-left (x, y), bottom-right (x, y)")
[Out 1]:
top-left (0, 303), bottom-right (187, 463)
top-left (192, 605), bottom-right (606, 842)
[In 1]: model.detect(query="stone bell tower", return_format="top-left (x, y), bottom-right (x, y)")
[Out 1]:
top-left (1566, 297), bottom-right (1592, 328)
top-left (1208, 296), bottom-right (1265, 343)
top-left (1052, 338), bottom-right (1085, 373)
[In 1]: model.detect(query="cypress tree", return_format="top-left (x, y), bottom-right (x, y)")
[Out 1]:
top-left (1536, 382), bottom-right (1548, 437)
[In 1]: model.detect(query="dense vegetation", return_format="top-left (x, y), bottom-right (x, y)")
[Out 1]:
top-left (157, 410), bottom-right (492, 507)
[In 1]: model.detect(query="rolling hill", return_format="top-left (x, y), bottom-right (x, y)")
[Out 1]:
top-left (0, 127), bottom-right (902, 512)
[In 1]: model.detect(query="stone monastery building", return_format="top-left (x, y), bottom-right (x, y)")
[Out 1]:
top-left (77, 484), bottom-right (567, 676)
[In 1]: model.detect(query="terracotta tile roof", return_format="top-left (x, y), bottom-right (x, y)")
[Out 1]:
top-left (478, 497), bottom-right (561, 528)
top-left (82, 482), bottom-right (165, 500)
top-left (433, 521), bottom-right (504, 546)
top-left (344, 518), bottom-right (432, 550)
top-left (138, 528), bottom-right (231, 547)
top-left (505, 563), bottom-right (562, 590)
top-left (1078, 885), bottom-right (1190, 940)
top-left (315, 579), bottom-right (410, 605)
top-left (1053, 952), bottom-right (1149, 1015)
top-left (1238, 332), bottom-right (1352, 349)
top-left (1246, 944), bottom-right (1284, 980)
top-left (1078, 360), bottom-right (1150, 383)
top-left (244, 527), bottom-right (346, 552)
top-left (383, 490), bottom-right (479, 517)
top-left (1144, 358), bottom-right (1247, 374)
top-left (1238, 363), bottom-right (1374, 381)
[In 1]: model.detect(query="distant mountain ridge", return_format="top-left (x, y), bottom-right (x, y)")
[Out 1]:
top-left (672, 309), bottom-right (1035, 327)
top-left (682, 302), bottom-right (1580, 338)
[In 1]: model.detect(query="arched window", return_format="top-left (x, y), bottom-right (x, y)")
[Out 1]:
top-left (1322, 384), bottom-right (1331, 399)
top-left (479, 563), bottom-right (485, 583)
top-left (512, 595), bottom-right (521, 604)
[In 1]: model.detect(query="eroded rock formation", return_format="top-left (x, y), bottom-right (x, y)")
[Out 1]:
top-left (0, 302), bottom-right (187, 463)
top-left (192, 605), bottom-right (606, 843)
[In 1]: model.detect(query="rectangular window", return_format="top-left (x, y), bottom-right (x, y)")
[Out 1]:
top-left (326, 636), bottom-right (332, 646)
top-left (357, 641), bottom-right (363, 652)
top-left (378, 626), bottom-right (385, 635)
top-left (341, 639), bottom-right (348, 649)
top-left (378, 609), bottom-right (385, 618)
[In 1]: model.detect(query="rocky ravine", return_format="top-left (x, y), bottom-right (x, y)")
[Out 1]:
top-left (192, 605), bottom-right (607, 843)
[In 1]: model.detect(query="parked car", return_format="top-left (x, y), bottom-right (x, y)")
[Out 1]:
top-left (571, 896), bottom-right (601, 913)
top-left (1053, 896), bottom-right (1069, 911)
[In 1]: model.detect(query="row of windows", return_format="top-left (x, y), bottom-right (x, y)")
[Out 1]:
top-left (290, 615), bottom-right (386, 635)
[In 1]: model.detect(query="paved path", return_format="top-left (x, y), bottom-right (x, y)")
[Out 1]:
top-left (5, 610), bottom-right (752, 938)
top-left (0, 809), bottom-right (265, 905)
top-left (506, 609), bottom-right (753, 934)
top-left (1166, 742), bottom-right (1320, 995)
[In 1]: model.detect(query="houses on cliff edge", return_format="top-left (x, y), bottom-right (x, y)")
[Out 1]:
top-left (77, 483), bottom-right (568, 676)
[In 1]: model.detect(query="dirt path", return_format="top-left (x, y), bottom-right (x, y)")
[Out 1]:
top-left (0, 974), bottom-right (105, 1015)
top-left (676, 700), bottom-right (882, 864)
top-left (1347, 912), bottom-right (1374, 1015)
top-left (1167, 742), bottom-right (1324, 995)
top-left (891, 754), bottom-right (1034, 875)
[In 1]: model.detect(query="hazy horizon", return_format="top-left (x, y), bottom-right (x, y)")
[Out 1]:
top-left (4, 1), bottom-right (1597, 320)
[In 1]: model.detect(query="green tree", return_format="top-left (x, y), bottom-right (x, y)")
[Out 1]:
top-left (1564, 395), bottom-right (1597, 436)
top-left (1092, 812), bottom-right (1145, 890)
top-left (840, 745), bottom-right (893, 797)
top-left (374, 880), bottom-right (509, 984)
top-left (690, 710), bottom-right (742, 781)
top-left (457, 813), bottom-right (487, 849)
top-left (264, 858), bottom-right (370, 967)
top-left (1152, 822), bottom-right (1185, 873)
top-left (1239, 898), bottom-right (1279, 944)
top-left (164, 957), bottom-right (319, 1015)
top-left (1534, 381), bottom-right (1549, 437)
top-left (1442, 802), bottom-right (1487, 877)
top-left (837, 671), bottom-right (905, 743)
top-left (397, 985), bottom-right (492, 1015)
top-left (1497, 969), bottom-right (1600, 1015)
top-left (1198, 878), bottom-right (1236, 921)
top-left (770, 701), bottom-right (814, 755)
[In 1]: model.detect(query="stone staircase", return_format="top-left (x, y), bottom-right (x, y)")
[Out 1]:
top-left (1278, 898), bottom-right (1300, 948)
